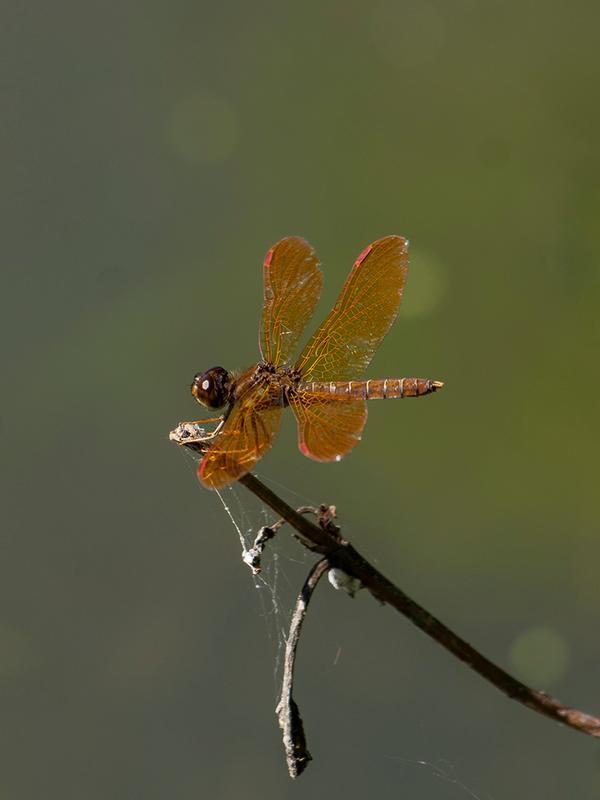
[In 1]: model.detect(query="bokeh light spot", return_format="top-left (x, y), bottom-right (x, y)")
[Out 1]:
top-left (508, 626), bottom-right (570, 688)
top-left (168, 92), bottom-right (239, 166)
top-left (401, 248), bottom-right (446, 318)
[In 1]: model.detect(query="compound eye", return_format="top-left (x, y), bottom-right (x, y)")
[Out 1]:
top-left (191, 366), bottom-right (229, 408)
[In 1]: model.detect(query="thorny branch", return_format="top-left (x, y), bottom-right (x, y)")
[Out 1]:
top-left (171, 425), bottom-right (600, 779)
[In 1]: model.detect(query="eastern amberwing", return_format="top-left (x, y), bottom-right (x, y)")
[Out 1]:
top-left (171, 236), bottom-right (443, 489)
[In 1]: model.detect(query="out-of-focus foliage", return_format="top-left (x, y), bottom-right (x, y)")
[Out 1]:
top-left (2, 1), bottom-right (599, 797)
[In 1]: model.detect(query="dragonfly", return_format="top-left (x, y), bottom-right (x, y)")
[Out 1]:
top-left (172, 235), bottom-right (443, 489)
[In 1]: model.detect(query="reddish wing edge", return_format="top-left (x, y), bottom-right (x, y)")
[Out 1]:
top-left (294, 235), bottom-right (409, 381)
top-left (259, 237), bottom-right (322, 367)
top-left (289, 391), bottom-right (368, 462)
top-left (199, 235), bottom-right (411, 484)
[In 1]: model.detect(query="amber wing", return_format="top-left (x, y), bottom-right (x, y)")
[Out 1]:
top-left (294, 235), bottom-right (408, 381)
top-left (259, 237), bottom-right (322, 367)
top-left (199, 381), bottom-right (283, 489)
top-left (288, 391), bottom-right (367, 462)
top-left (289, 235), bottom-right (408, 462)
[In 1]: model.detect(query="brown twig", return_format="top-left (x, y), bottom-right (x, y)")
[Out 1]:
top-left (170, 427), bottom-right (600, 777)
top-left (275, 557), bottom-right (330, 778)
top-left (237, 472), bottom-right (600, 740)
top-left (243, 506), bottom-right (338, 574)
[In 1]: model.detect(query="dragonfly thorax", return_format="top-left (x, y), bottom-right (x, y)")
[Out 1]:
top-left (191, 366), bottom-right (231, 408)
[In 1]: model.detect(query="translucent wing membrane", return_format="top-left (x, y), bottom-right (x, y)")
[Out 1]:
top-left (199, 382), bottom-right (283, 489)
top-left (198, 236), bottom-right (412, 483)
top-left (259, 237), bottom-right (323, 367)
top-left (289, 391), bottom-right (368, 462)
top-left (294, 236), bottom-right (408, 381)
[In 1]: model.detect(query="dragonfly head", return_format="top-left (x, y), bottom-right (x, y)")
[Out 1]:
top-left (191, 366), bottom-right (231, 408)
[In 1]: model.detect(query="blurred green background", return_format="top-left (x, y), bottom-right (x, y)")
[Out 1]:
top-left (2, 1), bottom-right (600, 797)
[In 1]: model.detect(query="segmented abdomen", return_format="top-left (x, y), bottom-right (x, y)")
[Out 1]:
top-left (298, 378), bottom-right (443, 399)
